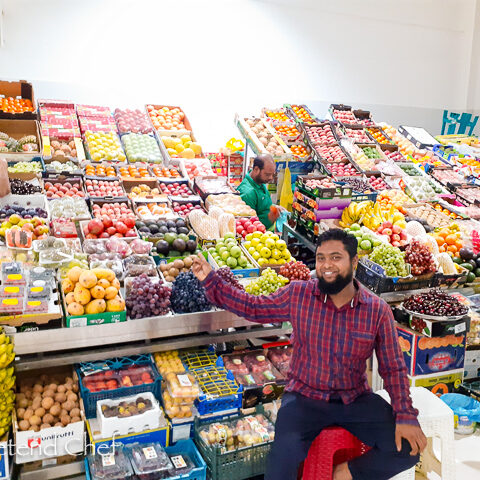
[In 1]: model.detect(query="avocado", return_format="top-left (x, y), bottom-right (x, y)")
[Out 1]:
top-left (467, 272), bottom-right (476, 283)
top-left (164, 232), bottom-right (177, 245)
top-left (474, 267), bottom-right (480, 277)
top-left (461, 263), bottom-right (473, 272)
top-left (452, 257), bottom-right (463, 265)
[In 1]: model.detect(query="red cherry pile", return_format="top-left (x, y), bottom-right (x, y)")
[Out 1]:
top-left (92, 202), bottom-right (136, 220)
top-left (403, 289), bottom-right (468, 317)
top-left (306, 124), bottom-right (336, 145)
top-left (85, 179), bottom-right (125, 197)
top-left (83, 215), bottom-right (137, 239)
top-left (279, 261), bottom-right (311, 281)
top-left (171, 201), bottom-right (203, 216)
top-left (236, 217), bottom-right (266, 238)
top-left (44, 181), bottom-right (85, 198)
top-left (159, 182), bottom-right (193, 197)
top-left (368, 176), bottom-right (389, 191)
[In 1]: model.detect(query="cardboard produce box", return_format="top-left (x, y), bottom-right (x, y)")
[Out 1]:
top-left (397, 325), bottom-right (466, 376)
top-left (0, 80), bottom-right (36, 120)
top-left (0, 119), bottom-right (42, 162)
top-left (408, 368), bottom-right (463, 397)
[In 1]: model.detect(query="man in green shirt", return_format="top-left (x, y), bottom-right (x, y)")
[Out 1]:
top-left (237, 154), bottom-right (280, 230)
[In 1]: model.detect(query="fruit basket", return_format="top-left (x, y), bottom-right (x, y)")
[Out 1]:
top-left (303, 122), bottom-right (338, 147)
top-left (76, 354), bottom-right (162, 418)
top-left (356, 258), bottom-right (435, 294)
top-left (194, 407), bottom-right (273, 480)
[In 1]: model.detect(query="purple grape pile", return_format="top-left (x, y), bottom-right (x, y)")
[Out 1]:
top-left (126, 273), bottom-right (171, 319)
top-left (404, 240), bottom-right (436, 276)
top-left (170, 271), bottom-right (212, 313)
top-left (216, 267), bottom-right (245, 291)
top-left (404, 289), bottom-right (468, 317)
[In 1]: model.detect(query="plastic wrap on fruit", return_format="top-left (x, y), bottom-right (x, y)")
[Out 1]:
top-left (130, 238), bottom-right (152, 254)
top-left (244, 354), bottom-right (273, 373)
top-left (83, 239), bottom-right (107, 254)
top-left (223, 357), bottom-right (249, 375)
top-left (106, 237), bottom-right (132, 257)
top-left (90, 259), bottom-right (123, 279)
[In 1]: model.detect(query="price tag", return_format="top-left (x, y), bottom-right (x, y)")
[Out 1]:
top-left (30, 286), bottom-right (44, 293)
top-left (7, 274), bottom-right (22, 281)
top-left (101, 453), bottom-right (115, 467)
top-left (177, 374), bottom-right (192, 387)
top-left (171, 455), bottom-right (187, 469)
top-left (455, 322), bottom-right (466, 334)
top-left (4, 286), bottom-right (19, 293)
top-left (142, 446), bottom-right (158, 460)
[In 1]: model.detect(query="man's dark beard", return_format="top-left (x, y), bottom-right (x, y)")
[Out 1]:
top-left (317, 267), bottom-right (354, 295)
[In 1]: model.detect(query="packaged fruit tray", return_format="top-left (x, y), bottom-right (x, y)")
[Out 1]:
top-left (365, 126), bottom-right (395, 146)
top-left (83, 162), bottom-right (118, 179)
top-left (84, 130), bottom-right (127, 162)
top-left (270, 121), bottom-right (302, 145)
top-left (76, 354), bottom-right (162, 418)
top-left (191, 365), bottom-right (243, 415)
top-left (261, 107), bottom-right (290, 123)
top-left (116, 163), bottom-right (157, 182)
top-left (146, 104), bottom-right (193, 137)
top-left (97, 391), bottom-right (161, 437)
top-left (403, 204), bottom-right (451, 228)
top-left (340, 126), bottom-right (375, 145)
top-left (352, 109), bottom-right (376, 127)
top-left (303, 122), bottom-right (338, 147)
top-left (356, 259), bottom-right (435, 294)
top-left (329, 104), bottom-right (357, 126)
top-left (43, 174), bottom-right (86, 199)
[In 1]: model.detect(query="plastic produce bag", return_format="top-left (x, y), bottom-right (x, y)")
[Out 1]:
top-left (441, 393), bottom-right (480, 434)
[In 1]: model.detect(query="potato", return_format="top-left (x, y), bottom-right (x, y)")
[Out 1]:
top-left (70, 416), bottom-right (81, 423)
top-left (42, 389), bottom-right (55, 399)
top-left (54, 392), bottom-right (66, 404)
top-left (19, 420), bottom-right (30, 431)
top-left (29, 415), bottom-right (41, 426)
top-left (49, 404), bottom-right (61, 417)
top-left (47, 383), bottom-right (58, 393)
top-left (57, 385), bottom-right (66, 394)
top-left (60, 414), bottom-right (71, 426)
top-left (42, 397), bottom-right (54, 410)
top-left (62, 400), bottom-right (75, 412)
top-left (34, 407), bottom-right (46, 418)
top-left (43, 413), bottom-right (54, 425)
top-left (70, 407), bottom-right (80, 418)
top-left (40, 423), bottom-right (51, 430)
top-left (67, 393), bottom-right (78, 403)
top-left (33, 384), bottom-right (43, 393)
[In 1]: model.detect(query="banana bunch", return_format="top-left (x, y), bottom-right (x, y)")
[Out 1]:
top-left (362, 203), bottom-right (406, 231)
top-left (339, 201), bottom-right (374, 228)
top-left (0, 328), bottom-right (16, 437)
top-left (0, 332), bottom-right (15, 369)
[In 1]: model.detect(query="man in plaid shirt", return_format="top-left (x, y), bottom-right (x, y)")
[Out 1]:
top-left (193, 228), bottom-right (426, 480)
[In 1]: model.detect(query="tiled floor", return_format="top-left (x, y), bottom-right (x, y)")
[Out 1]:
top-left (417, 430), bottom-right (480, 479)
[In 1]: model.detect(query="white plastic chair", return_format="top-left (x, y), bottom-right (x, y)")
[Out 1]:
top-left (377, 386), bottom-right (456, 480)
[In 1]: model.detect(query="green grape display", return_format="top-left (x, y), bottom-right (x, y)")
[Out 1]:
top-left (245, 268), bottom-right (289, 296)
top-left (369, 243), bottom-right (408, 277)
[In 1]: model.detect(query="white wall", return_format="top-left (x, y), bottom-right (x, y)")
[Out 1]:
top-left (0, 0), bottom-right (478, 148)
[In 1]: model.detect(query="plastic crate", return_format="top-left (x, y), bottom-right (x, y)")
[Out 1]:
top-left (192, 364), bottom-right (243, 415)
top-left (356, 260), bottom-right (434, 294)
top-left (194, 408), bottom-right (272, 480)
top-left (76, 354), bottom-right (162, 418)
top-left (181, 347), bottom-right (219, 371)
top-left (165, 439), bottom-right (207, 480)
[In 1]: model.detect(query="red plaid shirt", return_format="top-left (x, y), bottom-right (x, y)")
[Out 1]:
top-left (202, 273), bottom-right (419, 425)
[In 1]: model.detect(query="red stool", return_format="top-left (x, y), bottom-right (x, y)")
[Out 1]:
top-left (301, 426), bottom-right (371, 480)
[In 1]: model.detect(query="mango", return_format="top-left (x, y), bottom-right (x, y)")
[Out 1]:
top-left (92, 268), bottom-right (116, 283)
top-left (106, 296), bottom-right (125, 312)
top-left (79, 271), bottom-right (97, 289)
top-left (90, 285), bottom-right (105, 299)
top-left (111, 278), bottom-right (121, 290)
top-left (67, 266), bottom-right (84, 283)
top-left (67, 302), bottom-right (84, 316)
top-left (104, 286), bottom-right (118, 300)
top-left (62, 278), bottom-right (74, 294)
top-left (74, 285), bottom-right (91, 305)
top-left (65, 292), bottom-right (76, 305)
top-left (85, 299), bottom-right (106, 314)
top-left (97, 279), bottom-right (111, 289)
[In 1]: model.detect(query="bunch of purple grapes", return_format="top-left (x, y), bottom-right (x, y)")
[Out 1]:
top-left (216, 267), bottom-right (244, 291)
top-left (126, 273), bottom-right (171, 319)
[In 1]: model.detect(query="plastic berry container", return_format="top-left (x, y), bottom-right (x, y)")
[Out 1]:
top-left (29, 266), bottom-right (55, 283)
top-left (0, 284), bottom-right (24, 298)
top-left (164, 372), bottom-right (201, 400)
top-left (2, 262), bottom-right (26, 285)
top-left (87, 446), bottom-right (134, 480)
top-left (128, 443), bottom-right (174, 480)
top-left (24, 298), bottom-right (49, 313)
top-left (26, 281), bottom-right (51, 298)
top-left (0, 297), bottom-right (24, 315)
top-left (168, 451), bottom-right (196, 476)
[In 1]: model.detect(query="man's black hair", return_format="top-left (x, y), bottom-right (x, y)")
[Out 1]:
top-left (253, 156), bottom-right (265, 170)
top-left (316, 228), bottom-right (358, 259)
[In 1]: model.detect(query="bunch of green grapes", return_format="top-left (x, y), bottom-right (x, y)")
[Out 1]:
top-left (245, 268), bottom-right (289, 296)
top-left (369, 243), bottom-right (408, 277)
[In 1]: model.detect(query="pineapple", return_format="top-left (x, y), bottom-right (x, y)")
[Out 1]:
top-left (0, 132), bottom-right (8, 141)
top-left (18, 135), bottom-right (37, 146)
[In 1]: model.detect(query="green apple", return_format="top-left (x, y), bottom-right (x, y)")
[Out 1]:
top-left (238, 255), bottom-right (247, 267)
top-left (230, 246), bottom-right (242, 258)
top-left (227, 257), bottom-right (238, 268)
top-left (221, 251), bottom-right (230, 261)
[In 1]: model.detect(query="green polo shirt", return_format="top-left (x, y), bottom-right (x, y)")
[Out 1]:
top-left (237, 173), bottom-right (273, 229)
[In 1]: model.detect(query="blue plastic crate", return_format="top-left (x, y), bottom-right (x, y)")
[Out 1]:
top-left (85, 439), bottom-right (206, 480)
top-left (193, 365), bottom-right (243, 416)
top-left (165, 439), bottom-right (207, 480)
top-left (76, 354), bottom-right (162, 418)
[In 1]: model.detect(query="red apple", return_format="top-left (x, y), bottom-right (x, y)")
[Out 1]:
top-left (88, 218), bottom-right (104, 235)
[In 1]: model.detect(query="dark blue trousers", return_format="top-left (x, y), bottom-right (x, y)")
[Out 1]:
top-left (265, 391), bottom-right (419, 480)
